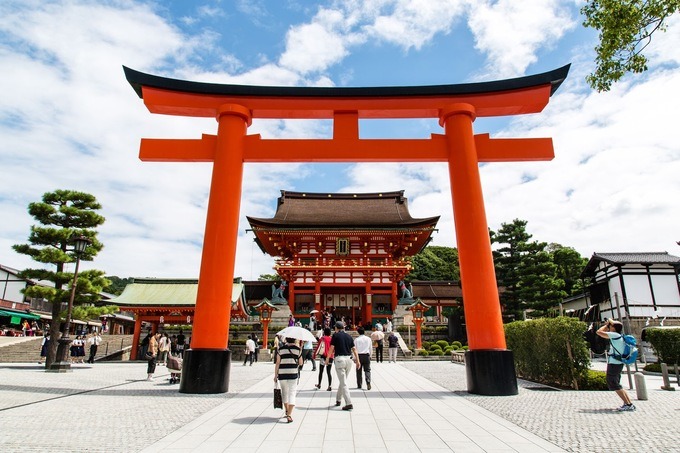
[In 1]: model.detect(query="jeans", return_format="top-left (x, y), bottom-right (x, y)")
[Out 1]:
top-left (334, 356), bottom-right (353, 405)
top-left (356, 353), bottom-right (371, 388)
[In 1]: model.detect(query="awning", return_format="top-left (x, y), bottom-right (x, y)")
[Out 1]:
top-left (0, 309), bottom-right (41, 320)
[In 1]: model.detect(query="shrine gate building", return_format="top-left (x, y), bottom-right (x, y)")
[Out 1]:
top-left (248, 190), bottom-right (438, 326)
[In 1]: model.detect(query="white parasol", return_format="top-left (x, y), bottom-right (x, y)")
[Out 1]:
top-left (276, 326), bottom-right (317, 343)
top-left (309, 309), bottom-right (320, 314)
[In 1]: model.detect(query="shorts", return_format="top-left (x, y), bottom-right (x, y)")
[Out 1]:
top-left (279, 379), bottom-right (298, 406)
top-left (606, 363), bottom-right (624, 390)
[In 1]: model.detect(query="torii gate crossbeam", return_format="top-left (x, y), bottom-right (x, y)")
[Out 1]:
top-left (124, 64), bottom-right (570, 395)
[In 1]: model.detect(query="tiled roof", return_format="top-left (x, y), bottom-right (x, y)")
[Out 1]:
top-left (247, 190), bottom-right (439, 228)
top-left (110, 278), bottom-right (243, 306)
top-left (582, 252), bottom-right (680, 276)
top-left (411, 281), bottom-right (462, 299)
top-left (592, 252), bottom-right (680, 264)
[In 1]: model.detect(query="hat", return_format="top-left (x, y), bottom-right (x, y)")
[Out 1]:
top-left (334, 321), bottom-right (345, 329)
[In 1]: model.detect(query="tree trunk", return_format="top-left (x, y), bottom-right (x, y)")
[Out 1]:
top-left (44, 302), bottom-right (62, 369)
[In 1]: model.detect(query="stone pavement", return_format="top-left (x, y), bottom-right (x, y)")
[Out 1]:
top-left (0, 359), bottom-right (677, 452)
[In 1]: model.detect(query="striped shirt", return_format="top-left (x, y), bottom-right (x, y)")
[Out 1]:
top-left (278, 344), bottom-right (301, 380)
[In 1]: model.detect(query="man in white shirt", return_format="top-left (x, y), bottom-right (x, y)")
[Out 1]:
top-left (86, 332), bottom-right (102, 364)
top-left (354, 327), bottom-right (373, 390)
top-left (244, 335), bottom-right (256, 366)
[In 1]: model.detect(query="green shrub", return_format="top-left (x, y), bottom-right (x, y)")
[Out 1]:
top-left (419, 350), bottom-right (429, 356)
top-left (578, 370), bottom-right (608, 390)
top-left (461, 346), bottom-right (468, 350)
top-left (644, 363), bottom-right (678, 373)
top-left (436, 340), bottom-right (450, 349)
top-left (645, 328), bottom-right (680, 365)
top-left (429, 344), bottom-right (442, 351)
top-left (430, 349), bottom-right (444, 356)
top-left (505, 317), bottom-right (590, 389)
top-left (421, 341), bottom-right (431, 350)
top-left (451, 341), bottom-right (463, 349)
top-left (444, 347), bottom-right (453, 354)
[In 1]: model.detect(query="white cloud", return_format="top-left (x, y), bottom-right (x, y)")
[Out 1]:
top-left (367, 0), bottom-right (465, 50)
top-left (467, 0), bottom-right (576, 78)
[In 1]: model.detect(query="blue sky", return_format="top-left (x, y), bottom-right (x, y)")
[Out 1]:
top-left (1, 0), bottom-right (679, 281)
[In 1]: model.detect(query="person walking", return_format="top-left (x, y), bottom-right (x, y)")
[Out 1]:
top-left (314, 327), bottom-right (334, 391)
top-left (597, 319), bottom-right (636, 411)
top-left (86, 331), bottom-right (102, 364)
top-left (325, 321), bottom-right (360, 411)
top-left (387, 331), bottom-right (399, 363)
top-left (146, 332), bottom-right (160, 381)
top-left (354, 327), bottom-right (372, 390)
top-left (252, 333), bottom-right (259, 363)
top-left (176, 329), bottom-right (186, 355)
top-left (244, 334), bottom-right (255, 366)
top-left (157, 332), bottom-right (170, 365)
top-left (274, 337), bottom-right (303, 423)
top-left (370, 327), bottom-right (384, 363)
top-left (302, 339), bottom-right (316, 371)
top-left (39, 333), bottom-right (50, 364)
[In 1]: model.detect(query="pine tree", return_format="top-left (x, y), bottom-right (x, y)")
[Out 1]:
top-left (13, 190), bottom-right (109, 368)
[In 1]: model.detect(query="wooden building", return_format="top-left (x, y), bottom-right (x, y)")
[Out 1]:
top-left (247, 190), bottom-right (439, 326)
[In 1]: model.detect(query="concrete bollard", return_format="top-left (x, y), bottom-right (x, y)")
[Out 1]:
top-left (634, 372), bottom-right (648, 400)
top-left (660, 363), bottom-right (676, 391)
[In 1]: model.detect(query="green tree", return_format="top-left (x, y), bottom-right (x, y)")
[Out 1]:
top-left (13, 190), bottom-right (109, 368)
top-left (582, 0), bottom-right (680, 91)
top-left (408, 246), bottom-right (460, 281)
top-left (491, 220), bottom-right (574, 319)
top-left (547, 243), bottom-right (589, 296)
top-left (104, 276), bottom-right (133, 295)
top-left (491, 219), bottom-right (532, 319)
top-left (516, 241), bottom-right (567, 316)
top-left (258, 273), bottom-right (280, 281)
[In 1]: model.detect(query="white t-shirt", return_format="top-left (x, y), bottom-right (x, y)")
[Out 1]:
top-left (245, 338), bottom-right (256, 353)
top-left (355, 335), bottom-right (372, 355)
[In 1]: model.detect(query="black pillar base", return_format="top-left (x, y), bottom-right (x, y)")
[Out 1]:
top-left (465, 349), bottom-right (518, 396)
top-left (179, 348), bottom-right (231, 394)
top-left (47, 337), bottom-right (73, 373)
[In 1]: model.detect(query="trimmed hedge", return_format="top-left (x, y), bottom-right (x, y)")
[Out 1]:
top-left (505, 317), bottom-right (591, 390)
top-left (644, 328), bottom-right (680, 364)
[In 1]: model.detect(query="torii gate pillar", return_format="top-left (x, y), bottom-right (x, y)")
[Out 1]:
top-left (124, 63), bottom-right (569, 396)
top-left (443, 104), bottom-right (516, 395)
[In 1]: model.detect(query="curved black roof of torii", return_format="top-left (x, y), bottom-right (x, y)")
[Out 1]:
top-left (123, 64), bottom-right (570, 100)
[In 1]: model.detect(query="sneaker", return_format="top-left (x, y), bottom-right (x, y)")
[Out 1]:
top-left (617, 404), bottom-right (636, 412)
top-left (342, 404), bottom-right (353, 411)
top-left (367, 383), bottom-right (371, 390)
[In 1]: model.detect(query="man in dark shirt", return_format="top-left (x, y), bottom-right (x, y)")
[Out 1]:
top-left (325, 321), bottom-right (360, 411)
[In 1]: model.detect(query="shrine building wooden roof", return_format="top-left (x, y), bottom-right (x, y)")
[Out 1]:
top-left (247, 190), bottom-right (439, 229)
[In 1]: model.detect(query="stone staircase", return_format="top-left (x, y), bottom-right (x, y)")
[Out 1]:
top-left (0, 334), bottom-right (134, 363)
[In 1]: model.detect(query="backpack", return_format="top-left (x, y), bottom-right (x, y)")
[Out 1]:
top-left (610, 334), bottom-right (638, 365)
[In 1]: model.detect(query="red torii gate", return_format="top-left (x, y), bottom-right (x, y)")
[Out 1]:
top-left (124, 64), bottom-right (569, 395)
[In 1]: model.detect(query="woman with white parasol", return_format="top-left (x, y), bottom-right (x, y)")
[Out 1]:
top-left (274, 327), bottom-right (312, 423)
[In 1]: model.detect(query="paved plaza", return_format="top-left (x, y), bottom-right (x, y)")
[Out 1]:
top-left (0, 359), bottom-right (677, 452)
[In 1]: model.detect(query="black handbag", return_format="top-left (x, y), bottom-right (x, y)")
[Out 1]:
top-left (273, 382), bottom-right (283, 409)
